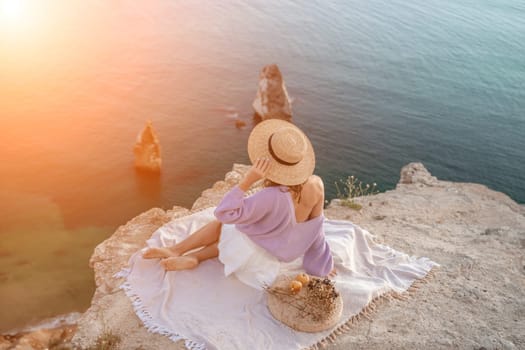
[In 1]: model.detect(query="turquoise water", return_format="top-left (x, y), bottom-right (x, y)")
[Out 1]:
top-left (0, 0), bottom-right (524, 330)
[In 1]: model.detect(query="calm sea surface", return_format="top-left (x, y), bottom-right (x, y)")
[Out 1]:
top-left (1, 0), bottom-right (524, 331)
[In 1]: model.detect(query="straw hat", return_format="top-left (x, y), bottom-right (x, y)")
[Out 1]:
top-left (247, 119), bottom-right (315, 186)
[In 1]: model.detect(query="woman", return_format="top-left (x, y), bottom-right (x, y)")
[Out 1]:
top-left (143, 119), bottom-right (334, 289)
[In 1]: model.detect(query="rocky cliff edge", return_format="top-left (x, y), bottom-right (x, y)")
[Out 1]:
top-left (68, 163), bottom-right (525, 349)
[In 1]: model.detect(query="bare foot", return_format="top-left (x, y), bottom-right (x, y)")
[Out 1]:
top-left (161, 256), bottom-right (199, 271)
top-left (142, 247), bottom-right (178, 259)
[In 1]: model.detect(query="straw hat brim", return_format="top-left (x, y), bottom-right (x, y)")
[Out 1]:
top-left (247, 119), bottom-right (315, 186)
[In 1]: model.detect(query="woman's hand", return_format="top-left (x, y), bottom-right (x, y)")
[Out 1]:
top-left (247, 157), bottom-right (271, 182)
top-left (239, 157), bottom-right (271, 192)
top-left (328, 268), bottom-right (337, 279)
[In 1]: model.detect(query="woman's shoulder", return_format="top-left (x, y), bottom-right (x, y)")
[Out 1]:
top-left (297, 175), bottom-right (324, 207)
top-left (250, 176), bottom-right (324, 201)
top-left (243, 186), bottom-right (291, 214)
top-left (302, 175), bottom-right (324, 196)
top-left (304, 175), bottom-right (324, 190)
top-left (249, 185), bottom-right (288, 198)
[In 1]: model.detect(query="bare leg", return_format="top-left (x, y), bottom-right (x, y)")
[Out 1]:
top-left (160, 256), bottom-right (199, 271)
top-left (142, 247), bottom-right (176, 259)
top-left (161, 242), bottom-right (219, 271)
top-left (143, 220), bottom-right (222, 259)
top-left (171, 220), bottom-right (222, 255)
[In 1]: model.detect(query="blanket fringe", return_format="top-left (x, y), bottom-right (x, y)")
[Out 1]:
top-left (304, 266), bottom-right (438, 350)
top-left (117, 265), bottom-right (437, 350)
top-left (113, 267), bottom-right (131, 279)
top-left (119, 280), bottom-right (207, 350)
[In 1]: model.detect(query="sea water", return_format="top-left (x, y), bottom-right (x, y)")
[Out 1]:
top-left (0, 0), bottom-right (524, 330)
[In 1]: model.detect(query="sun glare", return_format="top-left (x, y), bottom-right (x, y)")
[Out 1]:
top-left (0, 0), bottom-right (41, 37)
top-left (1, 0), bottom-right (23, 21)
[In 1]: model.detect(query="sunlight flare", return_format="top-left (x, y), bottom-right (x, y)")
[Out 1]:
top-left (1, 0), bottom-right (24, 21)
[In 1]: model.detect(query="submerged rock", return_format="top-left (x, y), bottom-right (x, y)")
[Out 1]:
top-left (252, 64), bottom-right (293, 121)
top-left (134, 121), bottom-right (162, 172)
top-left (235, 119), bottom-right (247, 129)
top-left (0, 324), bottom-right (77, 350)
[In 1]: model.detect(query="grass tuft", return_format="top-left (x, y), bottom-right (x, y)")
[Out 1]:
top-left (339, 201), bottom-right (363, 210)
top-left (335, 175), bottom-right (378, 211)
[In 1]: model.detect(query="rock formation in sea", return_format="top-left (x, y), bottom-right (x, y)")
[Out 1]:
top-left (3, 163), bottom-right (524, 349)
top-left (133, 121), bottom-right (162, 172)
top-left (252, 64), bottom-right (293, 121)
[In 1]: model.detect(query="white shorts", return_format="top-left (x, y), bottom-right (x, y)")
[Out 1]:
top-left (218, 224), bottom-right (285, 290)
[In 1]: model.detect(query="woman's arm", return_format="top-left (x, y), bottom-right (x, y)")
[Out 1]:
top-left (214, 158), bottom-right (272, 224)
top-left (302, 233), bottom-right (334, 277)
top-left (238, 158), bottom-right (271, 192)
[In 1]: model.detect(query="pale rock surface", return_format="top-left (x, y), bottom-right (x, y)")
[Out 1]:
top-left (252, 64), bottom-right (293, 120)
top-left (326, 163), bottom-right (525, 350)
top-left (72, 165), bottom-right (251, 350)
top-left (134, 121), bottom-right (162, 172)
top-left (398, 161), bottom-right (438, 186)
top-left (70, 162), bottom-right (525, 349)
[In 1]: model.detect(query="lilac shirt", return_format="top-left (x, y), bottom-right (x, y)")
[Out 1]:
top-left (214, 185), bottom-right (334, 277)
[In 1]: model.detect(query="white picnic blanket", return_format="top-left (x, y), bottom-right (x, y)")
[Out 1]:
top-left (118, 207), bottom-right (437, 350)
